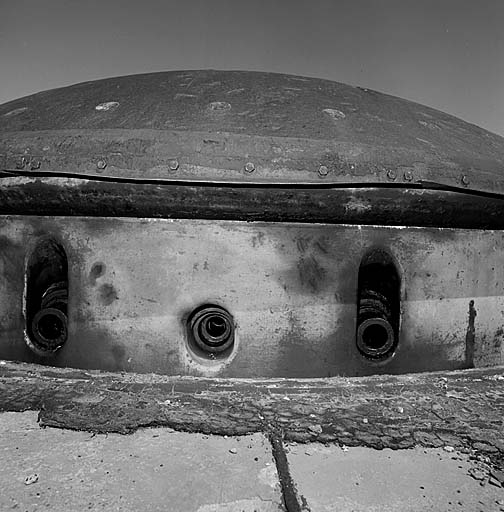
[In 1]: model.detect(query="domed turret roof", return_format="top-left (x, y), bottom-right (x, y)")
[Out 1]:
top-left (1, 70), bottom-right (503, 193)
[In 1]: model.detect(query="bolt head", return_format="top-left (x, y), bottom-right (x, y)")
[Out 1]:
top-left (16, 157), bottom-right (27, 169)
top-left (169, 159), bottom-right (180, 171)
top-left (404, 170), bottom-right (413, 181)
top-left (96, 159), bottom-right (107, 171)
top-left (244, 162), bottom-right (255, 173)
top-left (30, 159), bottom-right (41, 170)
top-left (318, 165), bottom-right (329, 177)
top-left (386, 169), bottom-right (397, 180)
top-left (461, 174), bottom-right (469, 186)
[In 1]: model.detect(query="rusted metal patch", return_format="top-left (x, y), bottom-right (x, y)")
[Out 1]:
top-left (0, 361), bottom-right (502, 470)
top-left (1, 216), bottom-right (503, 377)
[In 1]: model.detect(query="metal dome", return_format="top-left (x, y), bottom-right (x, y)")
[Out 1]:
top-left (1, 70), bottom-right (503, 194)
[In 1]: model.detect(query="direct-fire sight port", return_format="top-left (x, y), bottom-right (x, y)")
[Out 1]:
top-left (356, 249), bottom-right (400, 360)
top-left (25, 238), bottom-right (68, 355)
top-left (187, 304), bottom-right (235, 356)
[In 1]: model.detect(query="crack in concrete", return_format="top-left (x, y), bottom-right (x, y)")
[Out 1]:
top-left (269, 433), bottom-right (309, 512)
top-left (1, 361), bottom-right (503, 472)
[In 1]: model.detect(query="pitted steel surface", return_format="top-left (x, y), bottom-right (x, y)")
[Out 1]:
top-left (0, 70), bottom-right (503, 194)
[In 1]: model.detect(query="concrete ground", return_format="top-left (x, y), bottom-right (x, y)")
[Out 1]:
top-left (0, 412), bottom-right (282, 512)
top-left (0, 411), bottom-right (503, 512)
top-left (286, 443), bottom-right (504, 512)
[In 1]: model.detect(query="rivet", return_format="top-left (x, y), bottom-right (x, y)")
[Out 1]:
top-left (16, 156), bottom-right (27, 169)
top-left (318, 165), bottom-right (329, 177)
top-left (96, 159), bottom-right (107, 171)
top-left (244, 162), bottom-right (255, 173)
top-left (386, 169), bottom-right (396, 180)
top-left (169, 159), bottom-right (180, 171)
top-left (461, 175), bottom-right (469, 186)
top-left (403, 170), bottom-right (413, 181)
top-left (30, 159), bottom-right (41, 170)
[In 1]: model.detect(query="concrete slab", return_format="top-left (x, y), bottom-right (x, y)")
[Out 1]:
top-left (0, 411), bottom-right (282, 512)
top-left (287, 443), bottom-right (504, 512)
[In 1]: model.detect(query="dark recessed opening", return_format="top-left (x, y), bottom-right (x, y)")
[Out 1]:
top-left (187, 304), bottom-right (235, 358)
top-left (362, 322), bottom-right (389, 350)
top-left (204, 315), bottom-right (228, 339)
top-left (356, 249), bottom-right (400, 360)
top-left (38, 312), bottom-right (64, 340)
top-left (25, 238), bottom-right (68, 355)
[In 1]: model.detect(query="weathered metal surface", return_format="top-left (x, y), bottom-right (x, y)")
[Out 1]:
top-left (1, 71), bottom-right (504, 195)
top-left (2, 70), bottom-right (504, 378)
top-left (1, 177), bottom-right (504, 229)
top-left (0, 361), bottom-right (502, 471)
top-left (1, 216), bottom-right (503, 377)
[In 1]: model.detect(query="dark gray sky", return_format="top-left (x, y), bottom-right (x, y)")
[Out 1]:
top-left (1, 0), bottom-right (503, 135)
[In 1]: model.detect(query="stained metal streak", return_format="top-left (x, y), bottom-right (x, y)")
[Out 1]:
top-left (1, 176), bottom-right (504, 229)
